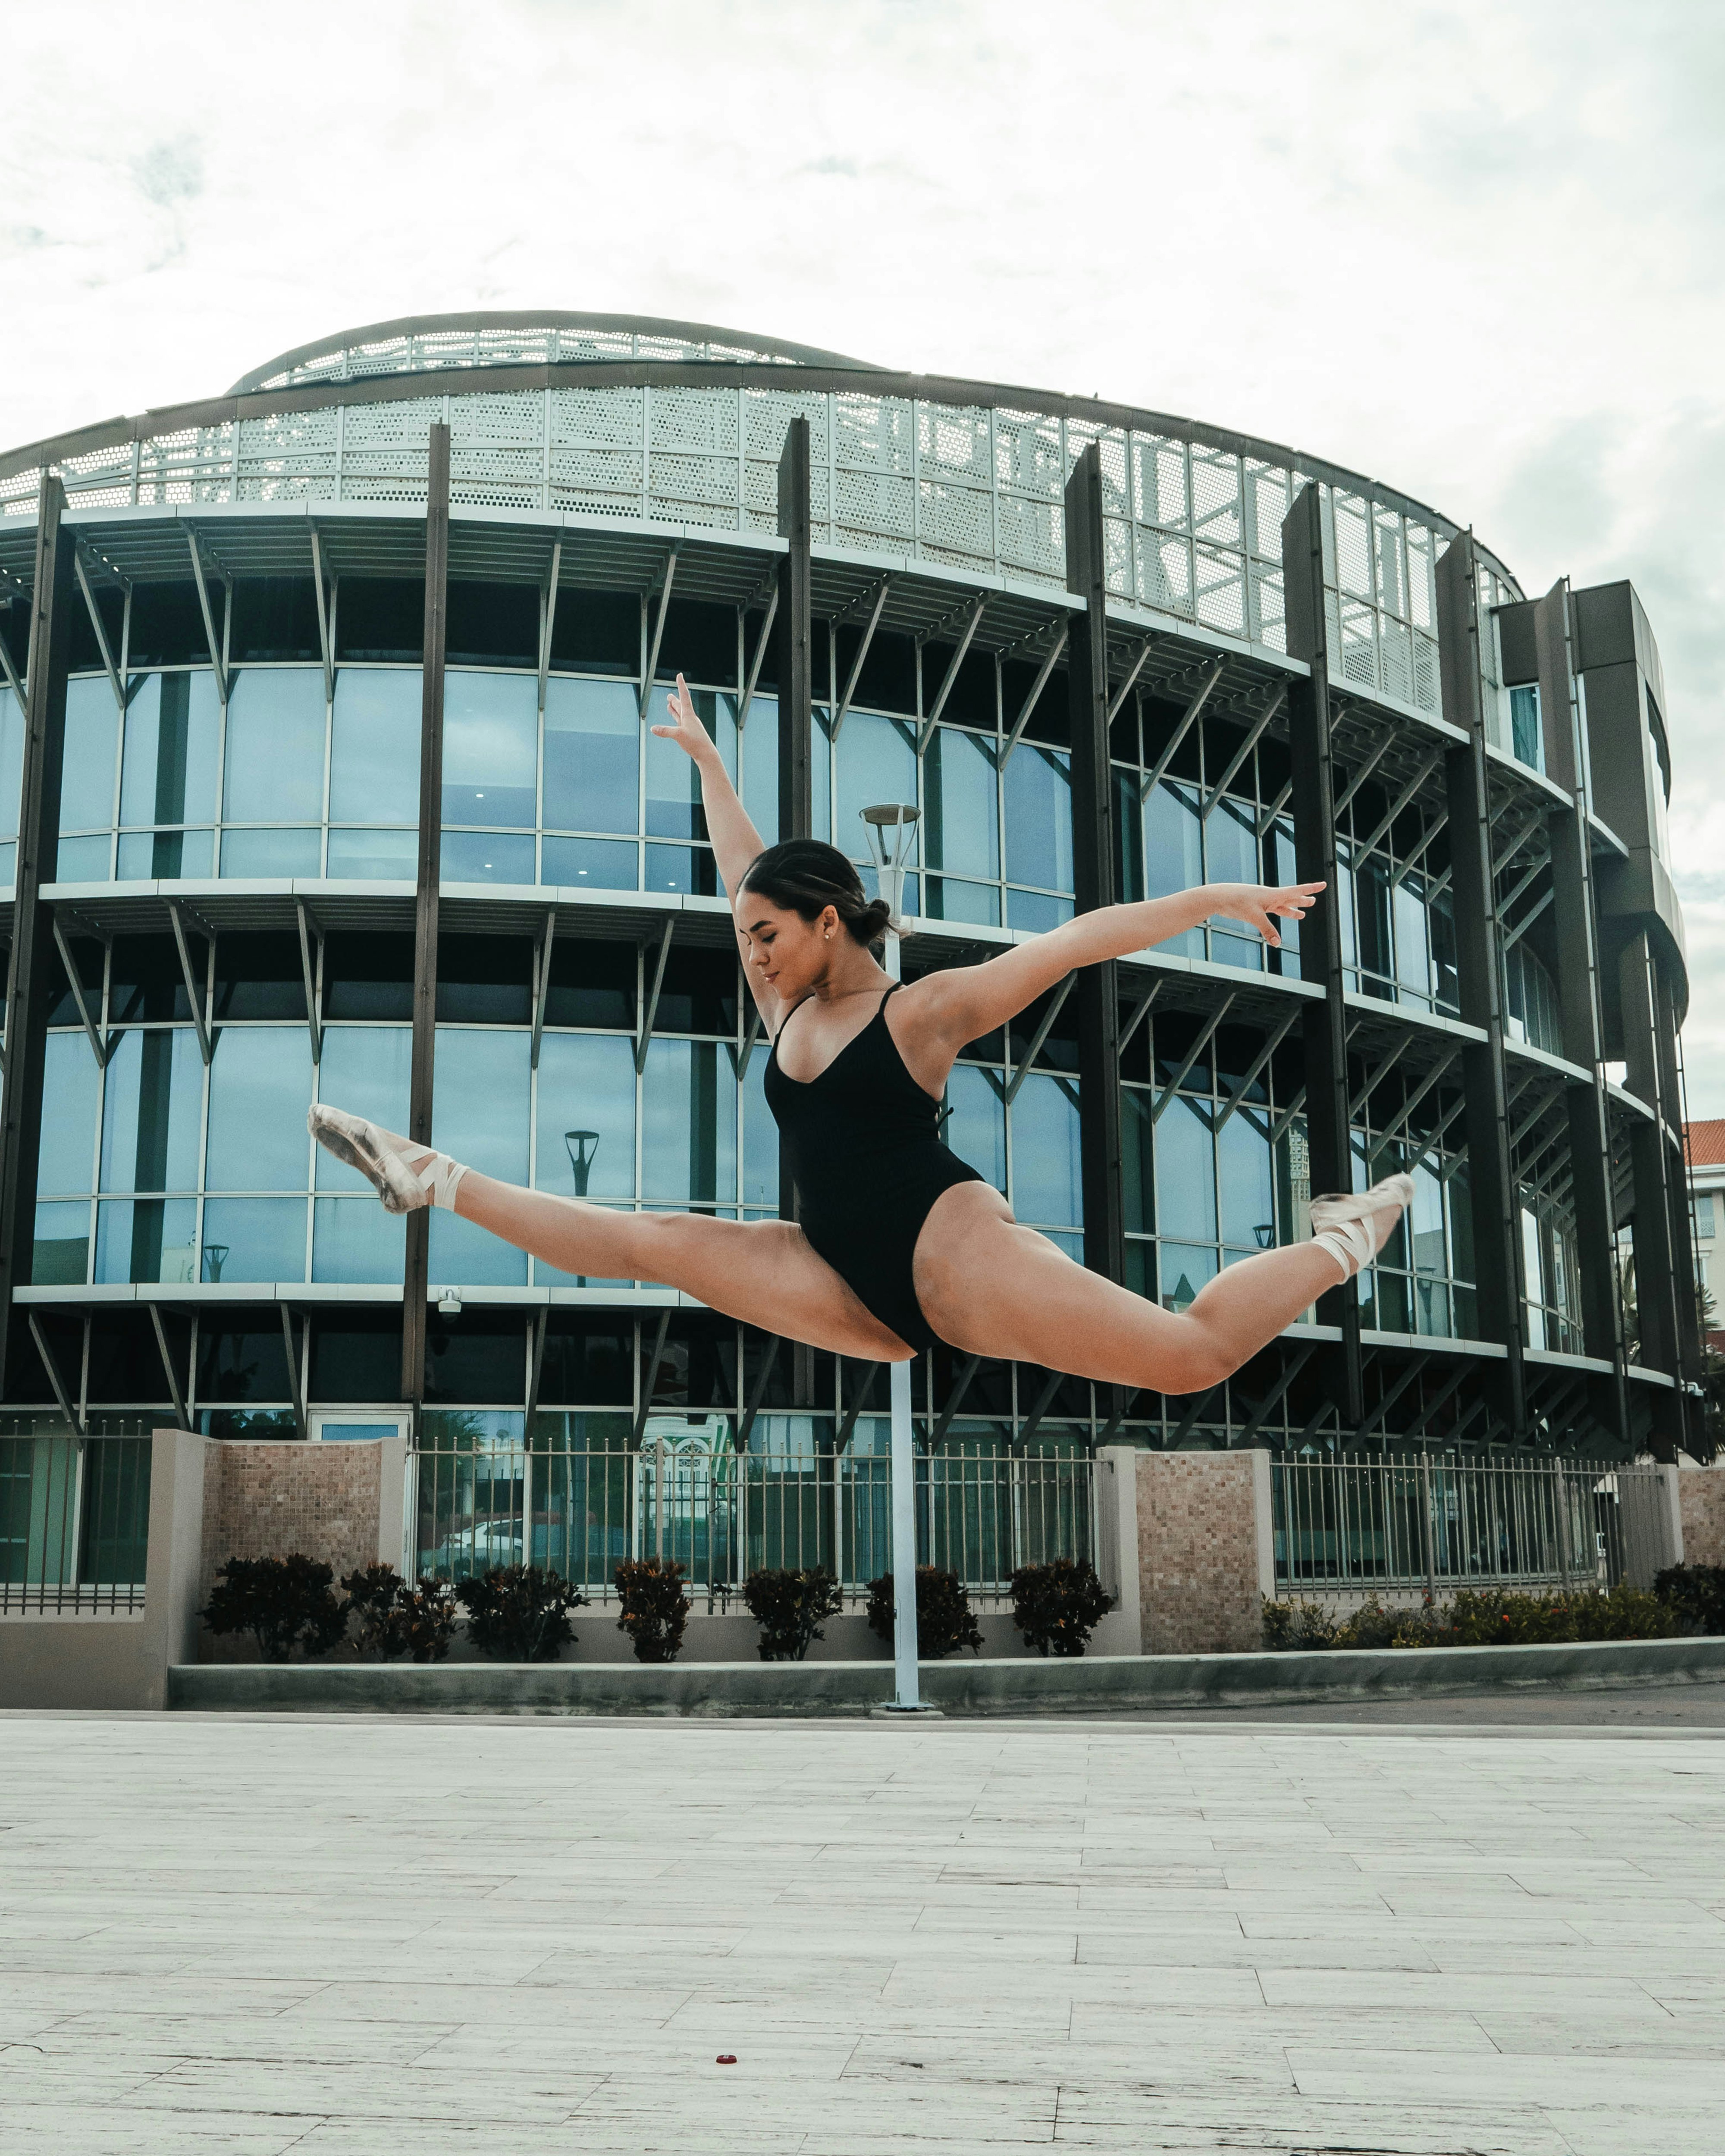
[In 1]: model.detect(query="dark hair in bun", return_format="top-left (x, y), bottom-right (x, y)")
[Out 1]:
top-left (739, 840), bottom-right (893, 949)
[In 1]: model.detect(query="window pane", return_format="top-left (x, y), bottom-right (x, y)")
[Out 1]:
top-left (32, 1201), bottom-right (90, 1285)
top-left (220, 828), bottom-right (322, 878)
top-left (313, 1197), bottom-right (406, 1283)
top-left (741, 1052), bottom-right (778, 1212)
top-left (834, 711), bottom-right (915, 870)
top-left (543, 677), bottom-right (639, 836)
top-left (54, 836), bottom-right (110, 882)
top-left (542, 835), bottom-right (637, 890)
top-left (927, 877), bottom-right (999, 926)
top-left (37, 1033), bottom-right (99, 1195)
top-left (1004, 745), bottom-right (1072, 894)
top-left (60, 678), bottom-right (119, 833)
top-left (207, 1029), bottom-right (314, 1191)
top-left (118, 828), bottom-right (213, 880)
top-left (642, 1039), bottom-right (735, 1205)
top-left (535, 1033), bottom-right (636, 1200)
top-left (1144, 783), bottom-right (1204, 957)
top-left (327, 827), bottom-right (416, 880)
top-left (1121, 1088), bottom-right (1153, 1238)
top-left (223, 671), bottom-right (326, 824)
top-left (315, 1028), bottom-right (412, 1190)
top-left (201, 1197), bottom-right (308, 1284)
top-left (1006, 889), bottom-right (1073, 934)
top-left (100, 1030), bottom-right (203, 1193)
top-left (925, 727), bottom-right (998, 881)
top-left (944, 1065), bottom-right (1005, 1189)
top-left (432, 1028), bottom-right (530, 1182)
top-left (429, 1206), bottom-right (527, 1287)
top-left (0, 682), bottom-right (24, 840)
top-left (441, 831), bottom-right (534, 885)
top-left (644, 714), bottom-right (704, 840)
top-left (1217, 1116), bottom-right (1274, 1254)
top-left (442, 672), bottom-right (537, 827)
top-left (741, 695), bottom-right (778, 848)
top-left (1010, 1074), bottom-right (1081, 1229)
top-left (330, 669), bottom-right (421, 824)
top-left (1154, 1093), bottom-right (1217, 1245)
top-left (119, 674), bottom-right (219, 828)
top-left (95, 1197), bottom-right (199, 1285)
top-left (1160, 1241), bottom-right (1217, 1311)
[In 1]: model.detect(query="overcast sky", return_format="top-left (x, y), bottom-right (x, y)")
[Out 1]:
top-left (3, 0), bottom-right (1721, 1100)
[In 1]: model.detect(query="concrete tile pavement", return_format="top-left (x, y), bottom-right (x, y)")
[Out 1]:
top-left (2, 1714), bottom-right (1725, 2153)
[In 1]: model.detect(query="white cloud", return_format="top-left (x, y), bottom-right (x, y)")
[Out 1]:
top-left (1, 0), bottom-right (1718, 1094)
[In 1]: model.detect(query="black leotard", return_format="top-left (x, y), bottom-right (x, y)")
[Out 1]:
top-left (763, 983), bottom-right (983, 1353)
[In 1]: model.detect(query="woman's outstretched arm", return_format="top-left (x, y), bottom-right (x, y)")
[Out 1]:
top-left (652, 672), bottom-right (765, 899)
top-left (907, 881), bottom-right (1325, 1052)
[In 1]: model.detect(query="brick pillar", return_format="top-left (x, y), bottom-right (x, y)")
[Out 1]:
top-left (1135, 1451), bottom-right (1273, 1655)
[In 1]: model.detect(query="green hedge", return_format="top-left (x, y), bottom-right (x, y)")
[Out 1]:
top-left (1264, 1583), bottom-right (1679, 1652)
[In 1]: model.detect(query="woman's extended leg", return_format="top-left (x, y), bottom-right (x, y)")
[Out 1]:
top-left (308, 1108), bottom-right (910, 1361)
top-left (915, 1182), bottom-right (1399, 1394)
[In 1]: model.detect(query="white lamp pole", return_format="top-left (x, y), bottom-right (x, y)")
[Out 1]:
top-left (861, 804), bottom-right (934, 1715)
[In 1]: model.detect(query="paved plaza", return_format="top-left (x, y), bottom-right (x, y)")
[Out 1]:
top-left (3, 1714), bottom-right (1725, 2154)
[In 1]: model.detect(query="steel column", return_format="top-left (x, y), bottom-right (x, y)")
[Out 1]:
top-left (1534, 579), bottom-right (1626, 1439)
top-left (0, 479), bottom-right (75, 1389)
top-left (401, 424), bottom-right (450, 1408)
top-left (775, 418), bottom-right (812, 844)
top-left (1063, 445), bottom-right (1125, 1286)
top-left (1281, 483), bottom-right (1362, 1422)
top-left (1621, 931), bottom-right (1687, 1455)
top-left (1436, 531), bottom-right (1527, 1437)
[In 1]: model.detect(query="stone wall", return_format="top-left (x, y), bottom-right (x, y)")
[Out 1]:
top-left (199, 1442), bottom-right (384, 1661)
top-left (1679, 1468), bottom-right (1725, 1568)
top-left (1135, 1450), bottom-right (1270, 1655)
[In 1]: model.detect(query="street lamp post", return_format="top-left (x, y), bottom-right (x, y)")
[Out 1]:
top-left (860, 804), bottom-right (938, 1717)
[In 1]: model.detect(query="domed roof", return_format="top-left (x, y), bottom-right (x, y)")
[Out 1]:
top-left (229, 310), bottom-right (884, 394)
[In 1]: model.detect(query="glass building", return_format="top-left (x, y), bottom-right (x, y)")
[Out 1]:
top-left (0, 310), bottom-right (1701, 1492)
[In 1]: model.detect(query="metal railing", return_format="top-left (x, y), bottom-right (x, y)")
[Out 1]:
top-left (409, 1429), bottom-right (1095, 1607)
top-left (1270, 1452), bottom-right (1675, 1599)
top-left (0, 1428), bottom-right (153, 1614)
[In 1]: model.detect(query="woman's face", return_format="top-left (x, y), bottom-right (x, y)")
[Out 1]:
top-left (735, 892), bottom-right (839, 999)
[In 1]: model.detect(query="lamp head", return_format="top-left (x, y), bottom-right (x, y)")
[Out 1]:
top-left (860, 802), bottom-right (919, 929)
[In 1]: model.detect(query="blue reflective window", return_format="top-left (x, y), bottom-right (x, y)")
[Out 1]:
top-left (312, 1197), bottom-right (406, 1284)
top-left (37, 1033), bottom-right (100, 1196)
top-left (1154, 1093), bottom-right (1217, 1245)
top-left (834, 711), bottom-right (915, 869)
top-left (740, 1053), bottom-right (778, 1212)
top-left (1159, 1242), bottom-right (1217, 1311)
top-left (541, 835), bottom-right (637, 891)
top-left (55, 837), bottom-right (110, 883)
top-left (534, 1034), bottom-right (636, 1200)
top-left (1004, 745), bottom-right (1072, 894)
top-left (1217, 1116), bottom-right (1274, 1257)
top-left (1206, 797), bottom-right (1263, 971)
top-left (543, 678), bottom-right (639, 836)
top-left (1006, 890), bottom-right (1072, 933)
top-left (315, 1028), bottom-right (411, 1190)
top-left (328, 828), bottom-right (416, 880)
top-left (740, 695), bottom-right (778, 849)
top-left (221, 828), bottom-right (322, 879)
top-left (224, 671), bottom-right (326, 824)
top-left (925, 728), bottom-right (998, 882)
top-left (202, 1196), bottom-right (307, 1284)
top-left (100, 1031), bottom-right (202, 1193)
top-left (642, 1040), bottom-right (735, 1205)
top-left (60, 679), bottom-right (119, 834)
top-left (0, 683), bottom-right (24, 841)
top-left (429, 1207), bottom-right (526, 1288)
top-left (1009, 1075), bottom-right (1081, 1229)
top-left (95, 1196), bottom-right (199, 1285)
top-left (120, 674), bottom-right (218, 829)
top-left (118, 828), bottom-right (212, 879)
top-left (443, 672), bottom-right (537, 828)
top-left (442, 831), bottom-right (535, 885)
top-left (32, 1200), bottom-right (90, 1285)
top-left (432, 1028), bottom-right (530, 1181)
top-left (330, 669), bottom-right (421, 825)
top-left (1144, 783), bottom-right (1204, 958)
top-left (945, 1065), bottom-right (1006, 1189)
top-left (207, 1030), bottom-right (314, 1191)
top-left (644, 710), bottom-right (706, 840)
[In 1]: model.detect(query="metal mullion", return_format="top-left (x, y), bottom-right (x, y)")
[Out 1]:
top-left (1105, 639), bottom-right (1153, 726)
top-left (916, 594), bottom-right (986, 753)
top-left (830, 574), bottom-right (891, 743)
top-left (538, 537), bottom-right (562, 718)
top-left (1347, 1035), bottom-right (1408, 1123)
top-left (1499, 887), bottom-right (1555, 953)
top-left (1201, 683), bottom-right (1286, 819)
top-left (1490, 811), bottom-right (1543, 882)
top-left (1389, 812), bottom-right (1448, 890)
top-left (1211, 1007), bottom-right (1301, 1137)
top-left (1138, 656), bottom-right (1224, 802)
top-left (1255, 780), bottom-right (1293, 842)
top-left (183, 530), bottom-right (229, 706)
top-left (1003, 971), bottom-right (1076, 1107)
top-left (638, 546), bottom-right (679, 721)
top-left (1117, 980), bottom-right (1161, 1055)
top-left (999, 623), bottom-right (1068, 768)
top-left (737, 585), bottom-right (777, 734)
top-left (1329, 732), bottom-right (1393, 823)
top-left (1151, 993), bottom-right (1235, 1123)
top-left (1266, 1085), bottom-right (1308, 1152)
top-left (1495, 850), bottom-right (1549, 923)
top-left (51, 918), bottom-right (108, 1072)
top-left (71, 552), bottom-right (125, 714)
top-left (1350, 750), bottom-right (1443, 862)
top-left (1367, 1048), bottom-right (1461, 1160)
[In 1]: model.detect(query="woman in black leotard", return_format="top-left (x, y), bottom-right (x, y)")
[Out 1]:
top-left (309, 676), bottom-right (1412, 1391)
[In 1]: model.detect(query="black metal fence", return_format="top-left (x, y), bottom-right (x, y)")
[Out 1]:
top-left (0, 1424), bottom-right (154, 1614)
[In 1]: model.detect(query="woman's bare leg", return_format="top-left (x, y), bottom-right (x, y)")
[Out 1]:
top-left (917, 1184), bottom-right (1352, 1393)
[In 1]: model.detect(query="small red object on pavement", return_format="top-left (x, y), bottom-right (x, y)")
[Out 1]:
top-left (716, 2055), bottom-right (737, 2065)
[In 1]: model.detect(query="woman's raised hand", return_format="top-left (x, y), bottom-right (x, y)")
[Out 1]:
top-left (1215, 880), bottom-right (1325, 950)
top-left (650, 672), bottom-right (708, 759)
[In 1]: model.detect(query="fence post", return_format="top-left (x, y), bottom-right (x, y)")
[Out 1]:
top-left (1421, 1453), bottom-right (1436, 1605)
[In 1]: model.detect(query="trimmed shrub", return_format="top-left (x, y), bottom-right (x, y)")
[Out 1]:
top-left (341, 1564), bottom-right (411, 1660)
top-left (1007, 1560), bottom-right (1113, 1658)
top-left (199, 1554), bottom-right (346, 1663)
top-left (614, 1558), bottom-right (691, 1664)
top-left (1655, 1563), bottom-right (1725, 1636)
top-left (1263, 1584), bottom-right (1679, 1652)
top-left (397, 1576), bottom-right (459, 1663)
top-left (741, 1567), bottom-right (845, 1662)
top-left (866, 1567), bottom-right (983, 1659)
top-left (455, 1565), bottom-right (587, 1661)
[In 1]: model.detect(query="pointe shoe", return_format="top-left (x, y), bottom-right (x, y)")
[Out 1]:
top-left (308, 1104), bottom-right (468, 1214)
top-left (1308, 1173), bottom-right (1415, 1282)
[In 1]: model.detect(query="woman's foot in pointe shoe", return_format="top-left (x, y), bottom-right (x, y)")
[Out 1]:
top-left (307, 1104), bottom-right (468, 1214)
top-left (1309, 1173), bottom-right (1415, 1282)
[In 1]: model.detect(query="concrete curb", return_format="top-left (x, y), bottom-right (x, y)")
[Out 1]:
top-left (168, 1634), bottom-right (1725, 1717)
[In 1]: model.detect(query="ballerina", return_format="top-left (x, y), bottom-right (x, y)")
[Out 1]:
top-left (310, 674), bottom-right (1411, 1393)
